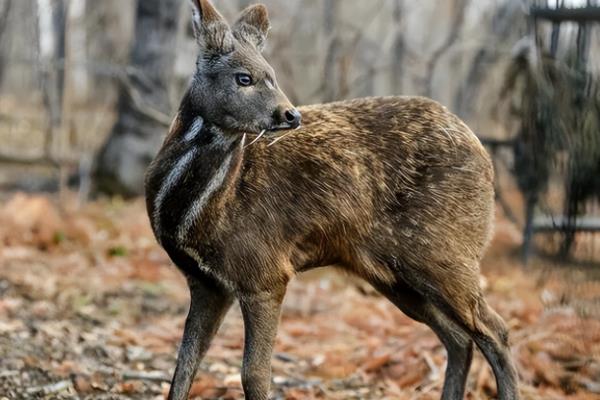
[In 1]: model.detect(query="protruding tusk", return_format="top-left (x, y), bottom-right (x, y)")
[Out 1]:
top-left (245, 130), bottom-right (266, 148)
top-left (268, 130), bottom-right (295, 147)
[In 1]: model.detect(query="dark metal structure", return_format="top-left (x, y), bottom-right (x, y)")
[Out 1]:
top-left (496, 1), bottom-right (600, 263)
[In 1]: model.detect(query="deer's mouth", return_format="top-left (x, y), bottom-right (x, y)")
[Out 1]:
top-left (268, 122), bottom-right (302, 132)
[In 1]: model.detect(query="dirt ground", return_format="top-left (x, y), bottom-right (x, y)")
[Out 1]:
top-left (0, 193), bottom-right (599, 399)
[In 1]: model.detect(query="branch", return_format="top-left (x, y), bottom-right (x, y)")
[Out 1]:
top-left (530, 6), bottom-right (600, 23)
top-left (0, 152), bottom-right (78, 167)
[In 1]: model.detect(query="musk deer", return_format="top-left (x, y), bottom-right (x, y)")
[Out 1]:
top-left (145, 1), bottom-right (520, 399)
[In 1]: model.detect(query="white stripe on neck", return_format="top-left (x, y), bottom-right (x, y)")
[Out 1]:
top-left (177, 152), bottom-right (233, 242)
top-left (184, 116), bottom-right (203, 142)
top-left (152, 148), bottom-right (197, 240)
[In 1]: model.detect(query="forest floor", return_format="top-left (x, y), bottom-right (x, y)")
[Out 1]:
top-left (0, 192), bottom-right (599, 399)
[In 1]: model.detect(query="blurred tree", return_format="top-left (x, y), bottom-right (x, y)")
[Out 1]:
top-left (38, 0), bottom-right (67, 156)
top-left (93, 0), bottom-right (181, 197)
top-left (0, 0), bottom-right (11, 82)
top-left (0, 0), bottom-right (40, 98)
top-left (454, 0), bottom-right (522, 117)
top-left (391, 0), bottom-right (405, 94)
top-left (423, 0), bottom-right (468, 98)
top-left (323, 0), bottom-right (341, 102)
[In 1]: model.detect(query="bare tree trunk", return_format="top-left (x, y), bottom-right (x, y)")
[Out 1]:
top-left (0, 0), bottom-right (40, 97)
top-left (323, 0), bottom-right (341, 102)
top-left (0, 0), bottom-right (11, 83)
top-left (38, 0), bottom-right (66, 157)
top-left (93, 0), bottom-right (181, 197)
top-left (84, 0), bottom-right (135, 103)
top-left (454, 1), bottom-right (522, 118)
top-left (423, 0), bottom-right (468, 99)
top-left (66, 0), bottom-right (88, 102)
top-left (392, 0), bottom-right (405, 94)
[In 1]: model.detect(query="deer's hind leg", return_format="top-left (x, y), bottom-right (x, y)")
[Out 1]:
top-left (388, 260), bottom-right (520, 400)
top-left (376, 281), bottom-right (474, 400)
top-left (467, 299), bottom-right (519, 400)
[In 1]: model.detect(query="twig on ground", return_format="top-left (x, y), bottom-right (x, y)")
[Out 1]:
top-left (122, 370), bottom-right (171, 382)
top-left (25, 380), bottom-right (74, 395)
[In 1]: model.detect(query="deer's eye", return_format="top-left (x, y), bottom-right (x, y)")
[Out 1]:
top-left (235, 73), bottom-right (254, 87)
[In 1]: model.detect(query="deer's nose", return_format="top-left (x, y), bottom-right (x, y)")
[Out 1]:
top-left (277, 107), bottom-right (302, 129)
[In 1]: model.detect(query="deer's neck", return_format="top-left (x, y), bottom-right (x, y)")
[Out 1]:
top-left (149, 114), bottom-right (245, 247)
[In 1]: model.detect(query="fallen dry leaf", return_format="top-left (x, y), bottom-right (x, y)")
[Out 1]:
top-left (0, 193), bottom-right (599, 400)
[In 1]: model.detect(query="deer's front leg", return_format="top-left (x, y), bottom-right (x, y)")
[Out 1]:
top-left (239, 288), bottom-right (286, 400)
top-left (168, 274), bottom-right (233, 400)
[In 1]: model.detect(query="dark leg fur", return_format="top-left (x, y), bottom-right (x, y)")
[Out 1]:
top-left (377, 282), bottom-right (473, 400)
top-left (168, 275), bottom-right (233, 400)
top-left (378, 259), bottom-right (520, 400)
top-left (414, 281), bottom-right (519, 400)
top-left (239, 289), bottom-right (286, 400)
top-left (469, 302), bottom-right (519, 400)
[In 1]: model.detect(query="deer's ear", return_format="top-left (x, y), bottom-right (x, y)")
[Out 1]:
top-left (190, 0), bottom-right (234, 55)
top-left (233, 4), bottom-right (270, 51)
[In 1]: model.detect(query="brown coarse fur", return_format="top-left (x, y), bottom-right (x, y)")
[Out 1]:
top-left (144, 1), bottom-right (520, 400)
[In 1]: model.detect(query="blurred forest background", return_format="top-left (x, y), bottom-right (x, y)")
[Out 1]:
top-left (1, 0), bottom-right (600, 399)
top-left (0, 0), bottom-right (533, 195)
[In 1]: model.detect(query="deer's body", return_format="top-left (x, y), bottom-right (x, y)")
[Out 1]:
top-left (148, 96), bottom-right (493, 302)
top-left (144, 2), bottom-right (519, 399)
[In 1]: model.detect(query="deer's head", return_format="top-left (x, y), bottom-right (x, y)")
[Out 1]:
top-left (186, 0), bottom-right (301, 135)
